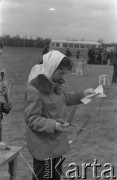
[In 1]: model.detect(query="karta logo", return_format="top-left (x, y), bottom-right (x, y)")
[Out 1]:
top-left (55, 158), bottom-right (66, 178)
top-left (44, 158), bottom-right (117, 179)
top-left (44, 158), bottom-right (66, 179)
top-left (44, 158), bottom-right (53, 179)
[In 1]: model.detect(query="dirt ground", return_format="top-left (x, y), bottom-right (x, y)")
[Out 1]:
top-left (0, 47), bottom-right (117, 180)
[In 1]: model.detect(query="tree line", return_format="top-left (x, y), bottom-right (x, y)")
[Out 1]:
top-left (0, 34), bottom-right (51, 48)
top-left (0, 34), bottom-right (117, 49)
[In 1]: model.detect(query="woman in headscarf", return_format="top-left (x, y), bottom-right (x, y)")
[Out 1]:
top-left (25, 50), bottom-right (94, 180)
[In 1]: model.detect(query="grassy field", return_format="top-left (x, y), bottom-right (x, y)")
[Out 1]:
top-left (0, 47), bottom-right (117, 180)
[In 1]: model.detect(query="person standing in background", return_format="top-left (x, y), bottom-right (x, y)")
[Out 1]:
top-left (76, 49), bottom-right (80, 60)
top-left (88, 47), bottom-right (95, 64)
top-left (110, 50), bottom-right (114, 65)
top-left (39, 46), bottom-right (49, 64)
top-left (101, 48), bottom-right (108, 65)
top-left (112, 48), bottom-right (117, 83)
top-left (65, 48), bottom-right (71, 57)
top-left (43, 46), bottom-right (49, 55)
top-left (76, 50), bottom-right (85, 76)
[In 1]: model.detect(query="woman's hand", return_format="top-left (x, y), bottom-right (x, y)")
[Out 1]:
top-left (3, 102), bottom-right (12, 109)
top-left (55, 122), bottom-right (70, 132)
top-left (84, 88), bottom-right (95, 96)
top-left (3, 102), bottom-right (12, 113)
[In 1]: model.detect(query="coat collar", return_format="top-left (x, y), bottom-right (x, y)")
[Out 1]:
top-left (29, 74), bottom-right (64, 95)
top-left (29, 74), bottom-right (54, 95)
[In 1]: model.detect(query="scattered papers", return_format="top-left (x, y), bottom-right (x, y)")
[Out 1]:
top-left (81, 85), bottom-right (106, 104)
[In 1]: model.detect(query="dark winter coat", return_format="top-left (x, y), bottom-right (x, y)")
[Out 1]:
top-left (112, 50), bottom-right (117, 66)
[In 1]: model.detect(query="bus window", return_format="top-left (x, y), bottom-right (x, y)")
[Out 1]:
top-left (69, 43), bottom-right (74, 48)
top-left (86, 44), bottom-right (88, 48)
top-left (92, 45), bottom-right (96, 48)
top-left (63, 43), bottom-right (68, 48)
top-left (56, 43), bottom-right (60, 47)
top-left (86, 44), bottom-right (91, 48)
top-left (75, 44), bottom-right (79, 48)
top-left (51, 42), bottom-right (55, 47)
top-left (80, 44), bottom-right (85, 48)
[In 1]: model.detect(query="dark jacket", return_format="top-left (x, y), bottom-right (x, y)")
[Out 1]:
top-left (25, 75), bottom-right (84, 160)
top-left (112, 50), bottom-right (117, 66)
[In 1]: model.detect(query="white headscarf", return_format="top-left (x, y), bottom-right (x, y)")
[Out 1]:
top-left (28, 50), bottom-right (65, 83)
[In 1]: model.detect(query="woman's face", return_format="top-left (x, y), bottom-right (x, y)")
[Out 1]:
top-left (51, 68), bottom-right (69, 82)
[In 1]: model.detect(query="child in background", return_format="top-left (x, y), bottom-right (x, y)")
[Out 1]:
top-left (76, 51), bottom-right (86, 76)
top-left (76, 59), bottom-right (84, 76)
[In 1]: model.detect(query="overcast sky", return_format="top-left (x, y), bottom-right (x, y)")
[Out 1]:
top-left (0, 0), bottom-right (117, 43)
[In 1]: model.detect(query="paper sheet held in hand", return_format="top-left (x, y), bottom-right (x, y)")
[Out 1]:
top-left (81, 85), bottom-right (106, 104)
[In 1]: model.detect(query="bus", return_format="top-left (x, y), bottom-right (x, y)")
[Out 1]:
top-left (49, 40), bottom-right (102, 59)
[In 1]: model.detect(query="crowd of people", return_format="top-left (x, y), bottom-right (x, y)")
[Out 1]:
top-left (88, 46), bottom-right (117, 84)
top-left (64, 46), bottom-right (114, 66)
top-left (87, 47), bottom-right (114, 65)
